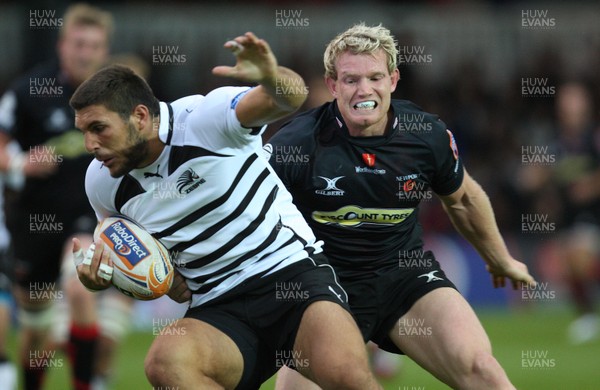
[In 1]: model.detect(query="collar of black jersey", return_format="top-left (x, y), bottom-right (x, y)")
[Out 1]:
top-left (329, 99), bottom-right (398, 147)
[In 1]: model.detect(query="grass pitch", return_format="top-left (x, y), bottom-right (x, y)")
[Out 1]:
top-left (27, 307), bottom-right (599, 389)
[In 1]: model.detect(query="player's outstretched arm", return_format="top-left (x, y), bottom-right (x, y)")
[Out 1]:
top-left (212, 32), bottom-right (307, 127)
top-left (438, 171), bottom-right (537, 289)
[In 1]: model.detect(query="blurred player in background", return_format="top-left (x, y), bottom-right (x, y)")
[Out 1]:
top-left (268, 23), bottom-right (536, 390)
top-left (550, 83), bottom-right (599, 343)
top-left (0, 140), bottom-right (32, 390)
top-left (70, 31), bottom-right (383, 389)
top-left (516, 81), bottom-right (600, 344)
top-left (0, 4), bottom-right (134, 389)
top-left (50, 52), bottom-right (151, 390)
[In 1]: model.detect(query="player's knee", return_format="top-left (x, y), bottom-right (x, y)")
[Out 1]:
top-left (17, 303), bottom-right (56, 331)
top-left (97, 293), bottom-right (132, 342)
top-left (144, 330), bottom-right (202, 386)
top-left (144, 342), bottom-right (179, 385)
top-left (454, 350), bottom-right (510, 389)
top-left (314, 359), bottom-right (376, 390)
top-left (470, 351), bottom-right (509, 384)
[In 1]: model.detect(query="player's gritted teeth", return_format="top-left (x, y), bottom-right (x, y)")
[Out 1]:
top-left (353, 101), bottom-right (377, 111)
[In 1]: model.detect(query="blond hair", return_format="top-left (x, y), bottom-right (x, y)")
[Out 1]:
top-left (324, 23), bottom-right (398, 79)
top-left (60, 3), bottom-right (114, 41)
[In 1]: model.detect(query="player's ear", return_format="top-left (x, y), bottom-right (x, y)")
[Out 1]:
top-left (131, 104), bottom-right (150, 131)
top-left (390, 68), bottom-right (400, 93)
top-left (325, 76), bottom-right (338, 98)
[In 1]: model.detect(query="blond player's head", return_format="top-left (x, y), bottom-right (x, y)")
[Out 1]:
top-left (324, 23), bottom-right (398, 80)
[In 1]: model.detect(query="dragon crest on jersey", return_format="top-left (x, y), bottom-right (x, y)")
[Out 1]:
top-left (100, 221), bottom-right (150, 269)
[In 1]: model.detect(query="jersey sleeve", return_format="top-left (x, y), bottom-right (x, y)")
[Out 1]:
top-left (180, 86), bottom-right (266, 153)
top-left (429, 126), bottom-right (464, 195)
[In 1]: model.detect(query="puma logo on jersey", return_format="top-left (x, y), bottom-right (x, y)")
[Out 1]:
top-left (144, 164), bottom-right (163, 179)
top-left (177, 168), bottom-right (205, 194)
top-left (418, 270), bottom-right (444, 283)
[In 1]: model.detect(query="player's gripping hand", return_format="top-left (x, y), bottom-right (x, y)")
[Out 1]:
top-left (167, 270), bottom-right (192, 303)
top-left (486, 257), bottom-right (536, 290)
top-left (212, 32), bottom-right (278, 84)
top-left (72, 237), bottom-right (113, 291)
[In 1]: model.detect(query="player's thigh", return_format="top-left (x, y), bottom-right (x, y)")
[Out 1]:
top-left (389, 287), bottom-right (491, 372)
top-left (145, 317), bottom-right (244, 388)
top-left (294, 300), bottom-right (369, 377)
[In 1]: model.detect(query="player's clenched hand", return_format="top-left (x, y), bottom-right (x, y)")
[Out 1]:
top-left (167, 270), bottom-right (191, 303)
top-left (212, 32), bottom-right (278, 84)
top-left (72, 237), bottom-right (113, 291)
top-left (486, 257), bottom-right (536, 290)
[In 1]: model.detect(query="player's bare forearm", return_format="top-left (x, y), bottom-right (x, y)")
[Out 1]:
top-left (440, 172), bottom-right (536, 288)
top-left (440, 173), bottom-right (511, 269)
top-left (261, 66), bottom-right (307, 112)
top-left (238, 66), bottom-right (307, 127)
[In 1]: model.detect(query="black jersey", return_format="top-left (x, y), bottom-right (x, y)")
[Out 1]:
top-left (0, 61), bottom-right (92, 215)
top-left (266, 100), bottom-right (464, 275)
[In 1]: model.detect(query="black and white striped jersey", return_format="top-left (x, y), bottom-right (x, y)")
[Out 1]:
top-left (85, 86), bottom-right (322, 307)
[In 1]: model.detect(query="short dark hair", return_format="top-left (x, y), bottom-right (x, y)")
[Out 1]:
top-left (70, 64), bottom-right (160, 120)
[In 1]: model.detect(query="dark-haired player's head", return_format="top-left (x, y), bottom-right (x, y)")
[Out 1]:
top-left (71, 65), bottom-right (160, 178)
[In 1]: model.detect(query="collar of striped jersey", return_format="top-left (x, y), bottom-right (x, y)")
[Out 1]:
top-left (157, 101), bottom-right (174, 145)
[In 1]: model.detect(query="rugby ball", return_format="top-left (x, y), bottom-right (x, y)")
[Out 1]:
top-left (95, 216), bottom-right (174, 300)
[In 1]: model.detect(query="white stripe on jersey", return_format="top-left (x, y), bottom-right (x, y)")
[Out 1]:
top-left (85, 87), bottom-right (321, 307)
